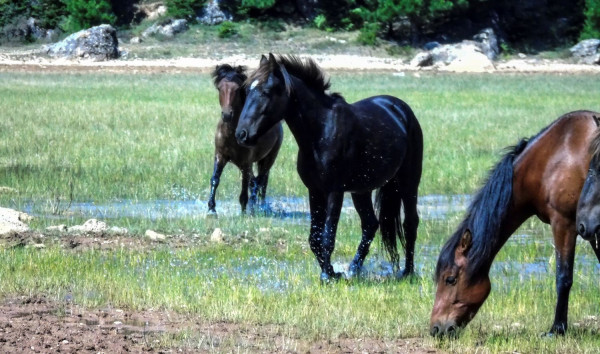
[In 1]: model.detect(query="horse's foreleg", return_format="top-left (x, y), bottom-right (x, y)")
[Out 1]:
top-left (319, 191), bottom-right (344, 282)
top-left (208, 155), bottom-right (227, 214)
top-left (348, 192), bottom-right (379, 277)
top-left (549, 217), bottom-right (577, 335)
top-left (239, 166), bottom-right (252, 214)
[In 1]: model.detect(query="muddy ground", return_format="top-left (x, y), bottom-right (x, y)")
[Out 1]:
top-left (0, 232), bottom-right (441, 353)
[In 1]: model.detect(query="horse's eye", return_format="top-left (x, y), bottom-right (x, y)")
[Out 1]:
top-left (445, 276), bottom-right (457, 286)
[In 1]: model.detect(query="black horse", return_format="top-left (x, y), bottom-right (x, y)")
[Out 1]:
top-left (236, 54), bottom-right (423, 281)
top-left (208, 64), bottom-right (283, 215)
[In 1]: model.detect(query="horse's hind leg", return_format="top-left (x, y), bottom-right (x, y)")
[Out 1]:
top-left (348, 192), bottom-right (379, 277)
top-left (208, 155), bottom-right (227, 214)
top-left (400, 188), bottom-right (419, 276)
top-left (239, 166), bottom-right (252, 214)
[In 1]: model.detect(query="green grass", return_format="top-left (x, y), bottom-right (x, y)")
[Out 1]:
top-left (1, 71), bottom-right (600, 352)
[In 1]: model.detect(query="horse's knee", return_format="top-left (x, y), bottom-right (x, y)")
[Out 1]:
top-left (556, 273), bottom-right (573, 291)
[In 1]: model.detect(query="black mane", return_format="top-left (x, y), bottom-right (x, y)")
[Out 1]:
top-left (435, 140), bottom-right (528, 283)
top-left (211, 64), bottom-right (247, 88)
top-left (246, 54), bottom-right (331, 94)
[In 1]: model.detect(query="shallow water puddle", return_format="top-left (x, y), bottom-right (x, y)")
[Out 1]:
top-left (24, 194), bottom-right (472, 221)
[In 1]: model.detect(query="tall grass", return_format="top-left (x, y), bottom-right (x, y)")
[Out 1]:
top-left (2, 72), bottom-right (599, 207)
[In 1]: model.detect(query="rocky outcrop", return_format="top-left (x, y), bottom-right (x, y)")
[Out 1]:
top-left (0, 208), bottom-right (31, 236)
top-left (570, 39), bottom-right (600, 64)
top-left (134, 2), bottom-right (167, 22)
top-left (142, 19), bottom-right (188, 38)
top-left (197, 0), bottom-right (232, 25)
top-left (411, 42), bottom-right (494, 72)
top-left (46, 24), bottom-right (119, 61)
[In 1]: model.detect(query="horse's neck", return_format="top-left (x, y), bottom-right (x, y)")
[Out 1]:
top-left (284, 80), bottom-right (333, 153)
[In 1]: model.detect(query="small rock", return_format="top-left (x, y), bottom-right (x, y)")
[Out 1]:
top-left (46, 224), bottom-right (67, 232)
top-left (108, 226), bottom-right (128, 235)
top-left (145, 230), bottom-right (166, 242)
top-left (210, 228), bottom-right (224, 243)
top-left (68, 219), bottom-right (108, 234)
top-left (410, 51), bottom-right (433, 67)
top-left (0, 186), bottom-right (18, 194)
top-left (130, 36), bottom-right (142, 44)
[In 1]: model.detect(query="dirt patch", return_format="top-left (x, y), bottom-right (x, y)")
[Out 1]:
top-left (2, 54), bottom-right (600, 74)
top-left (0, 295), bottom-right (441, 353)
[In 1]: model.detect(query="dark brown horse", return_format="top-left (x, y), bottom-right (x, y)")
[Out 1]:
top-left (207, 64), bottom-right (283, 215)
top-left (431, 110), bottom-right (600, 337)
top-left (235, 54), bottom-right (423, 281)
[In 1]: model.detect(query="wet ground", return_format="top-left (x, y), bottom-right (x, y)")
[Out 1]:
top-left (23, 194), bottom-right (472, 221)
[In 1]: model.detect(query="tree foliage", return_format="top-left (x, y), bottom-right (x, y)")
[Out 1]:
top-left (581, 0), bottom-right (600, 39)
top-left (61, 0), bottom-right (116, 32)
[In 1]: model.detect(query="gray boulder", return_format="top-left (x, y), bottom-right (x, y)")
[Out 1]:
top-left (411, 41), bottom-right (494, 72)
top-left (473, 28), bottom-right (499, 60)
top-left (197, 0), bottom-right (232, 25)
top-left (46, 24), bottom-right (119, 61)
top-left (570, 39), bottom-right (600, 64)
top-left (142, 19), bottom-right (188, 38)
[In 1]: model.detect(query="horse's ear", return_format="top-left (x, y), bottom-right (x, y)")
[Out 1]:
top-left (268, 53), bottom-right (277, 65)
top-left (278, 63), bottom-right (292, 96)
top-left (457, 229), bottom-right (472, 256)
top-left (235, 65), bottom-right (246, 74)
top-left (260, 55), bottom-right (268, 66)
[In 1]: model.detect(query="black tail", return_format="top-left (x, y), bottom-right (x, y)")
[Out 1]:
top-left (375, 103), bottom-right (423, 271)
top-left (375, 181), bottom-right (403, 269)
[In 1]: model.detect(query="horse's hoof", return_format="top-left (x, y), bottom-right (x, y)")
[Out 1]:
top-left (397, 269), bottom-right (418, 281)
top-left (542, 325), bottom-right (566, 337)
top-left (320, 271), bottom-right (343, 284)
top-left (206, 210), bottom-right (218, 219)
top-left (347, 264), bottom-right (362, 279)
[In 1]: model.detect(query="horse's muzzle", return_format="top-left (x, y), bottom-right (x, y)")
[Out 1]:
top-left (236, 129), bottom-right (249, 145)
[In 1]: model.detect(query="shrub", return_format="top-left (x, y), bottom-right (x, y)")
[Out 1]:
top-left (165, 0), bottom-right (206, 21)
top-left (218, 21), bottom-right (237, 38)
top-left (62, 0), bottom-right (116, 32)
top-left (581, 0), bottom-right (600, 40)
top-left (357, 22), bottom-right (379, 45)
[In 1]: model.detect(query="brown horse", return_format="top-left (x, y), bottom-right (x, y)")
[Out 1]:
top-left (430, 110), bottom-right (600, 337)
top-left (208, 64), bottom-right (283, 215)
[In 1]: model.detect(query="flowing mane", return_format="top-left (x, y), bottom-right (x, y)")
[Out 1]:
top-left (246, 54), bottom-right (331, 94)
top-left (211, 64), bottom-right (247, 88)
top-left (589, 126), bottom-right (600, 165)
top-left (435, 139), bottom-right (528, 283)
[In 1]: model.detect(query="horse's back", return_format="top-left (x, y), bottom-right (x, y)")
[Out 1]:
top-left (513, 110), bottom-right (599, 221)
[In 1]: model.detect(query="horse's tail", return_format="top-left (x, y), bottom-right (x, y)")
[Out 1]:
top-left (375, 183), bottom-right (403, 270)
top-left (376, 104), bottom-right (423, 271)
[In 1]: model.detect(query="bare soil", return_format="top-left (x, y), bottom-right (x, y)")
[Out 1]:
top-left (0, 293), bottom-right (440, 353)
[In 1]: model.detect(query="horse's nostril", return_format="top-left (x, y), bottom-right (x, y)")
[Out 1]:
top-left (446, 325), bottom-right (456, 336)
top-left (430, 325), bottom-right (440, 337)
top-left (236, 129), bottom-right (248, 142)
top-left (578, 223), bottom-right (586, 236)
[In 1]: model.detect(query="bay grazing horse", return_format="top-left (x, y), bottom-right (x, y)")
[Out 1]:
top-left (208, 64), bottom-right (283, 215)
top-left (430, 110), bottom-right (600, 337)
top-left (235, 54), bottom-right (423, 281)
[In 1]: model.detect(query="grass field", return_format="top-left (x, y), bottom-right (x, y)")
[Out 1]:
top-left (1, 70), bottom-right (600, 352)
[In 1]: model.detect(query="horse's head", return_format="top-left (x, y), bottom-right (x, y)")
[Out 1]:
top-left (430, 229), bottom-right (491, 337)
top-left (577, 156), bottom-right (600, 241)
top-left (211, 64), bottom-right (246, 124)
top-left (236, 54), bottom-right (290, 146)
